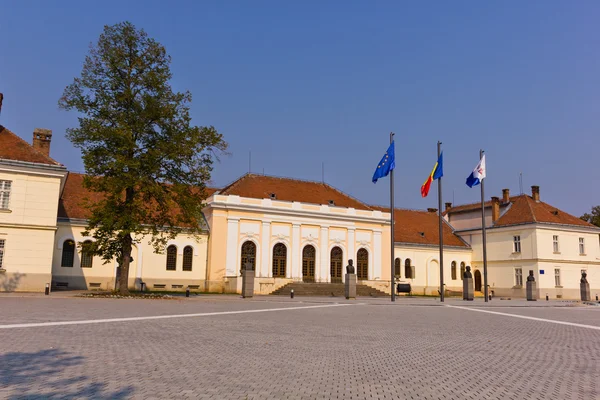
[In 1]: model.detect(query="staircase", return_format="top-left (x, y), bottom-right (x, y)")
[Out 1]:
top-left (270, 282), bottom-right (389, 297)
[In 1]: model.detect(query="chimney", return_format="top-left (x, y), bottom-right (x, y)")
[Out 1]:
top-left (427, 208), bottom-right (438, 213)
top-left (502, 188), bottom-right (510, 203)
top-left (445, 202), bottom-right (452, 211)
top-left (491, 196), bottom-right (500, 222)
top-left (531, 185), bottom-right (540, 202)
top-left (32, 128), bottom-right (52, 157)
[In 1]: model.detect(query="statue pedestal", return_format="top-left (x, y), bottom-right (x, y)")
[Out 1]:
top-left (463, 278), bottom-right (474, 301)
top-left (581, 282), bottom-right (591, 302)
top-left (345, 274), bottom-right (357, 300)
top-left (241, 270), bottom-right (254, 298)
top-left (526, 281), bottom-right (537, 301)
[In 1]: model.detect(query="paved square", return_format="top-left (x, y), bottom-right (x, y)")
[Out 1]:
top-left (0, 294), bottom-right (599, 399)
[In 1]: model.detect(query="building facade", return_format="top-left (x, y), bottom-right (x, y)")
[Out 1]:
top-left (1, 124), bottom-right (599, 299)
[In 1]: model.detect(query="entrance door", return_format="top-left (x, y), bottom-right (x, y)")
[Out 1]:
top-left (330, 247), bottom-right (343, 283)
top-left (474, 270), bottom-right (482, 291)
top-left (302, 245), bottom-right (316, 282)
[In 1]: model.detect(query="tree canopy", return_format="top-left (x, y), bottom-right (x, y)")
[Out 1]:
top-left (59, 21), bottom-right (227, 293)
top-left (580, 205), bottom-right (600, 228)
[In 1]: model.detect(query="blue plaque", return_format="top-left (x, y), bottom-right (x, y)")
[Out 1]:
top-left (540, 270), bottom-right (544, 274)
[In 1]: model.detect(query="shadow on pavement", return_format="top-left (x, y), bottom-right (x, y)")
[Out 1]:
top-left (0, 348), bottom-right (134, 399)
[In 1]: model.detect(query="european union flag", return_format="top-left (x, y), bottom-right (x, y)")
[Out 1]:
top-left (372, 141), bottom-right (395, 183)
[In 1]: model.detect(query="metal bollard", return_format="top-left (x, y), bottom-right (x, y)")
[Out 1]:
top-left (546, 294), bottom-right (549, 301)
top-left (186, 287), bottom-right (190, 298)
top-left (596, 294), bottom-right (598, 301)
top-left (45, 283), bottom-right (50, 296)
top-left (290, 289), bottom-right (294, 299)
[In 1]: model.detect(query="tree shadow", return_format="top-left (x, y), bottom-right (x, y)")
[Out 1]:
top-left (0, 272), bottom-right (25, 292)
top-left (0, 348), bottom-right (135, 399)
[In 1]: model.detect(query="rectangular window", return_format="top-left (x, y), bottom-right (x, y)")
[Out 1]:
top-left (0, 239), bottom-right (5, 269)
top-left (579, 238), bottom-right (585, 255)
top-left (515, 268), bottom-right (523, 287)
top-left (513, 236), bottom-right (521, 253)
top-left (553, 235), bottom-right (559, 253)
top-left (0, 180), bottom-right (11, 209)
top-left (554, 268), bottom-right (561, 287)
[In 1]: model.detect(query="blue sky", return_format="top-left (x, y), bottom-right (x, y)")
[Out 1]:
top-left (2, 1), bottom-right (599, 216)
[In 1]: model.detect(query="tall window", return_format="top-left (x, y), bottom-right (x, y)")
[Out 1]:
top-left (272, 243), bottom-right (287, 277)
top-left (80, 240), bottom-right (93, 268)
top-left (451, 261), bottom-right (457, 280)
top-left (394, 258), bottom-right (401, 278)
top-left (302, 245), bottom-right (316, 282)
top-left (405, 259), bottom-right (414, 279)
top-left (166, 245), bottom-right (177, 271)
top-left (554, 268), bottom-right (561, 287)
top-left (0, 180), bottom-right (11, 209)
top-left (515, 268), bottom-right (523, 286)
top-left (460, 262), bottom-right (466, 280)
top-left (553, 235), bottom-right (559, 253)
top-left (579, 238), bottom-right (585, 255)
top-left (357, 248), bottom-right (368, 280)
top-left (182, 246), bottom-right (193, 271)
top-left (513, 236), bottom-right (521, 253)
top-left (330, 246), bottom-right (343, 283)
top-left (0, 239), bottom-right (5, 269)
top-left (61, 240), bottom-right (75, 268)
top-left (241, 241), bottom-right (256, 271)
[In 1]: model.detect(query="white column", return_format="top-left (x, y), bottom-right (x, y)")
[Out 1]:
top-left (225, 218), bottom-right (239, 276)
top-left (320, 226), bottom-right (329, 282)
top-left (261, 221), bottom-right (271, 278)
top-left (373, 230), bottom-right (382, 280)
top-left (291, 224), bottom-right (301, 280)
top-left (348, 228), bottom-right (355, 263)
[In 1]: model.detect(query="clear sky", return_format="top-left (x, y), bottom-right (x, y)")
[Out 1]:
top-left (2, 1), bottom-right (599, 216)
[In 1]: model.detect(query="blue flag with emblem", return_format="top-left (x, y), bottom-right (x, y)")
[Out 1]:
top-left (372, 141), bottom-right (395, 183)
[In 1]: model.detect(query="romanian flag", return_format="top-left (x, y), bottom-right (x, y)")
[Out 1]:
top-left (421, 152), bottom-right (443, 197)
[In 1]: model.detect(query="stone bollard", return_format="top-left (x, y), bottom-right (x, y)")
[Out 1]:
top-left (463, 266), bottom-right (474, 301)
top-left (45, 283), bottom-right (50, 296)
top-left (526, 270), bottom-right (537, 301)
top-left (345, 274), bottom-right (357, 300)
top-left (241, 267), bottom-right (255, 299)
top-left (580, 271), bottom-right (591, 302)
top-left (186, 287), bottom-right (190, 298)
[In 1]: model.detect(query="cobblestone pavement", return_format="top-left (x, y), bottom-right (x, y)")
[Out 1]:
top-left (0, 295), bottom-right (599, 399)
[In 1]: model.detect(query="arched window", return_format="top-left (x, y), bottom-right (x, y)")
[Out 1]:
top-left (451, 261), bottom-right (457, 280)
top-left (182, 246), bottom-right (193, 271)
top-left (61, 240), bottom-right (75, 268)
top-left (166, 245), bottom-right (177, 271)
top-left (405, 258), bottom-right (414, 279)
top-left (460, 262), bottom-right (466, 280)
top-left (330, 246), bottom-right (343, 283)
top-left (241, 241), bottom-right (256, 271)
top-left (272, 243), bottom-right (287, 278)
top-left (394, 258), bottom-right (401, 278)
top-left (302, 245), bottom-right (316, 282)
top-left (81, 240), bottom-right (94, 268)
top-left (357, 248), bottom-right (368, 280)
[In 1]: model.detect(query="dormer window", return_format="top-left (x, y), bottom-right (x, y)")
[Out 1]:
top-left (419, 232), bottom-right (425, 237)
top-left (328, 200), bottom-right (335, 206)
top-left (269, 193), bottom-right (276, 200)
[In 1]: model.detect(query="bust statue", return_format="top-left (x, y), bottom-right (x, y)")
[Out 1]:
top-left (463, 265), bottom-right (472, 279)
top-left (527, 270), bottom-right (535, 282)
top-left (581, 271), bottom-right (588, 284)
top-left (241, 260), bottom-right (253, 275)
top-left (346, 259), bottom-right (355, 274)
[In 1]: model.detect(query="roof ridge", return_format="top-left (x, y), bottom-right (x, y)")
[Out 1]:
top-left (525, 195), bottom-right (537, 223)
top-left (0, 125), bottom-right (62, 166)
top-left (370, 204), bottom-right (438, 213)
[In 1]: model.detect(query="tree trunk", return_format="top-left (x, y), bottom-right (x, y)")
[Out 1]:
top-left (118, 234), bottom-right (133, 295)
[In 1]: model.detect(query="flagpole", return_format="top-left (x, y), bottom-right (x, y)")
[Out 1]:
top-left (480, 149), bottom-right (489, 302)
top-left (390, 132), bottom-right (396, 302)
top-left (437, 141), bottom-right (444, 302)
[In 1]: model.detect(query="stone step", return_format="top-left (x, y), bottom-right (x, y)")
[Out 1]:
top-left (270, 282), bottom-right (389, 297)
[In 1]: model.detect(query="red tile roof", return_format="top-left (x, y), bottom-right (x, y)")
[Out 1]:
top-left (446, 194), bottom-right (597, 229)
top-left (218, 174), bottom-right (372, 210)
top-left (0, 126), bottom-right (61, 166)
top-left (371, 206), bottom-right (469, 248)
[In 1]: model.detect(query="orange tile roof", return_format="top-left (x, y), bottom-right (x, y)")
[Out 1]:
top-left (0, 125), bottom-right (61, 166)
top-left (446, 194), bottom-right (597, 229)
top-left (58, 172), bottom-right (218, 222)
top-left (371, 206), bottom-right (469, 248)
top-left (218, 174), bottom-right (372, 210)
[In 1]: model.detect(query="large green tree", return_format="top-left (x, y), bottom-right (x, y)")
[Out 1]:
top-left (581, 205), bottom-right (600, 227)
top-left (59, 22), bottom-right (227, 294)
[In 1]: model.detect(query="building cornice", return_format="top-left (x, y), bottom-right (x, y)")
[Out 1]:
top-left (0, 223), bottom-right (57, 231)
top-left (470, 258), bottom-right (600, 266)
top-left (455, 222), bottom-right (600, 235)
top-left (394, 242), bottom-right (472, 251)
